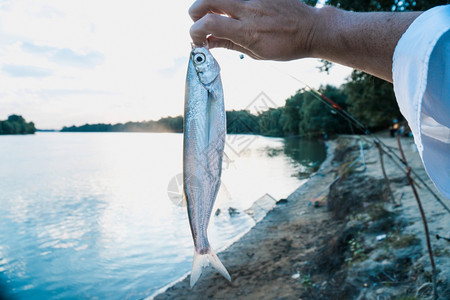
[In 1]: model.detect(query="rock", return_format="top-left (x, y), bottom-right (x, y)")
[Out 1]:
top-left (277, 198), bottom-right (288, 204)
top-left (357, 287), bottom-right (396, 300)
top-left (376, 234), bottom-right (387, 241)
top-left (244, 193), bottom-right (277, 222)
top-left (228, 207), bottom-right (240, 216)
top-left (328, 175), bottom-right (387, 219)
top-left (366, 217), bottom-right (395, 234)
top-left (416, 282), bottom-right (433, 298)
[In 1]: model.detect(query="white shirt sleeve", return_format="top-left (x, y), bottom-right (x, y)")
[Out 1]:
top-left (392, 5), bottom-right (450, 199)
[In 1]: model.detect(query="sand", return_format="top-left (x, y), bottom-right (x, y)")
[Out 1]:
top-left (153, 135), bottom-right (449, 300)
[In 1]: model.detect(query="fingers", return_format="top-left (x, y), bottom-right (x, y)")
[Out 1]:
top-left (189, 0), bottom-right (244, 21)
top-left (207, 36), bottom-right (263, 60)
top-left (190, 13), bottom-right (242, 47)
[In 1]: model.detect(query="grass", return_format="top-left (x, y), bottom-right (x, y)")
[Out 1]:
top-left (434, 247), bottom-right (450, 257)
top-left (390, 234), bottom-right (420, 248)
top-left (346, 238), bottom-right (368, 265)
top-left (337, 155), bottom-right (359, 176)
top-left (367, 204), bottom-right (392, 221)
top-left (301, 274), bottom-right (313, 289)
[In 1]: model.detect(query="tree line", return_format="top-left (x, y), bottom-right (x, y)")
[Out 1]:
top-left (61, 116), bottom-right (183, 133)
top-left (60, 80), bottom-right (399, 138)
top-left (227, 81), bottom-right (399, 138)
top-left (0, 115), bottom-right (36, 135)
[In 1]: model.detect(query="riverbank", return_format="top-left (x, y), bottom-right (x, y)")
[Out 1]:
top-left (153, 135), bottom-right (449, 299)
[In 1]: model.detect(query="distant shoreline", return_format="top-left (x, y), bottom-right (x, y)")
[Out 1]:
top-left (60, 116), bottom-right (183, 134)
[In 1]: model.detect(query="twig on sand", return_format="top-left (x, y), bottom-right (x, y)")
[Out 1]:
top-left (375, 141), bottom-right (395, 204)
top-left (396, 136), bottom-right (437, 300)
top-left (361, 136), bottom-right (450, 215)
top-left (436, 234), bottom-right (450, 242)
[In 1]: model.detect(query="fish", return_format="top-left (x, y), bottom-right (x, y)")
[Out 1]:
top-left (183, 46), bottom-right (230, 287)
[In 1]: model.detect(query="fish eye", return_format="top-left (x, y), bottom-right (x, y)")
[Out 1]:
top-left (193, 53), bottom-right (206, 64)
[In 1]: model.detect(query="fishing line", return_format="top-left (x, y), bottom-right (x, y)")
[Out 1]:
top-left (268, 64), bottom-right (369, 134)
top-left (265, 62), bottom-right (450, 214)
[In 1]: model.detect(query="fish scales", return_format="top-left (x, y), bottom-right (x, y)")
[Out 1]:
top-left (183, 46), bottom-right (230, 287)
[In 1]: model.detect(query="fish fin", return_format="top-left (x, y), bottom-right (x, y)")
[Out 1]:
top-left (190, 249), bottom-right (231, 287)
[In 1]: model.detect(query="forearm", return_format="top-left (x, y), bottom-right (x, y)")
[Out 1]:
top-left (189, 0), bottom-right (422, 82)
top-left (311, 6), bottom-right (422, 82)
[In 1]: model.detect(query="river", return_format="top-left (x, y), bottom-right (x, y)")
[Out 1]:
top-left (0, 132), bottom-right (325, 299)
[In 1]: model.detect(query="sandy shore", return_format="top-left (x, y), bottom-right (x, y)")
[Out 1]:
top-left (153, 135), bottom-right (449, 300)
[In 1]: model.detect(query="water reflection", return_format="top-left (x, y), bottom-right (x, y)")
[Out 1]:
top-left (283, 137), bottom-right (327, 177)
top-left (0, 133), bottom-right (325, 299)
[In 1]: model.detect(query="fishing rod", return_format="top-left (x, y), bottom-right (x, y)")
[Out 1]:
top-left (269, 64), bottom-right (449, 213)
top-left (308, 87), bottom-right (449, 214)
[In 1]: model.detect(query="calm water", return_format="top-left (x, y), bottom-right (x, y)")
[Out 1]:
top-left (0, 133), bottom-right (325, 299)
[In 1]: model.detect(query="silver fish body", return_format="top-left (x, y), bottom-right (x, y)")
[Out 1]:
top-left (183, 47), bottom-right (230, 287)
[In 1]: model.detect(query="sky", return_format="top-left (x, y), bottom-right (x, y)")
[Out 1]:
top-left (0, 0), bottom-right (352, 129)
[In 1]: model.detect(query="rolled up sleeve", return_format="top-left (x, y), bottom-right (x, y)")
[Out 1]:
top-left (392, 5), bottom-right (450, 199)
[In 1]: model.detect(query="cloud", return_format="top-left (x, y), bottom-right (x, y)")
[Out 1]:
top-left (34, 4), bottom-right (65, 18)
top-left (50, 48), bottom-right (104, 68)
top-left (37, 88), bottom-right (115, 97)
top-left (21, 42), bottom-right (54, 54)
top-left (21, 42), bottom-right (104, 68)
top-left (0, 0), bottom-right (12, 10)
top-left (158, 56), bottom-right (187, 77)
top-left (2, 64), bottom-right (52, 77)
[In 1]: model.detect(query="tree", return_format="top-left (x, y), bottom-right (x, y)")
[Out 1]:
top-left (0, 115), bottom-right (36, 135)
top-left (320, 0), bottom-right (447, 130)
top-left (282, 92), bottom-right (304, 136)
top-left (325, 0), bottom-right (447, 12)
top-left (343, 70), bottom-right (400, 130)
top-left (258, 107), bottom-right (285, 137)
top-left (0, 121), bottom-right (13, 134)
top-left (7, 115), bottom-right (25, 123)
top-left (157, 116), bottom-right (183, 133)
top-left (61, 116), bottom-right (184, 133)
top-left (297, 85), bottom-right (349, 137)
top-left (226, 110), bottom-right (260, 134)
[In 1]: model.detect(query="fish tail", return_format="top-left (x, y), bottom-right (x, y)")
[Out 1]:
top-left (190, 249), bottom-right (231, 287)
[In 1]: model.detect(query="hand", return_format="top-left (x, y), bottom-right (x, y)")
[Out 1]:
top-left (189, 0), bottom-right (421, 82)
top-left (189, 0), bottom-right (319, 61)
